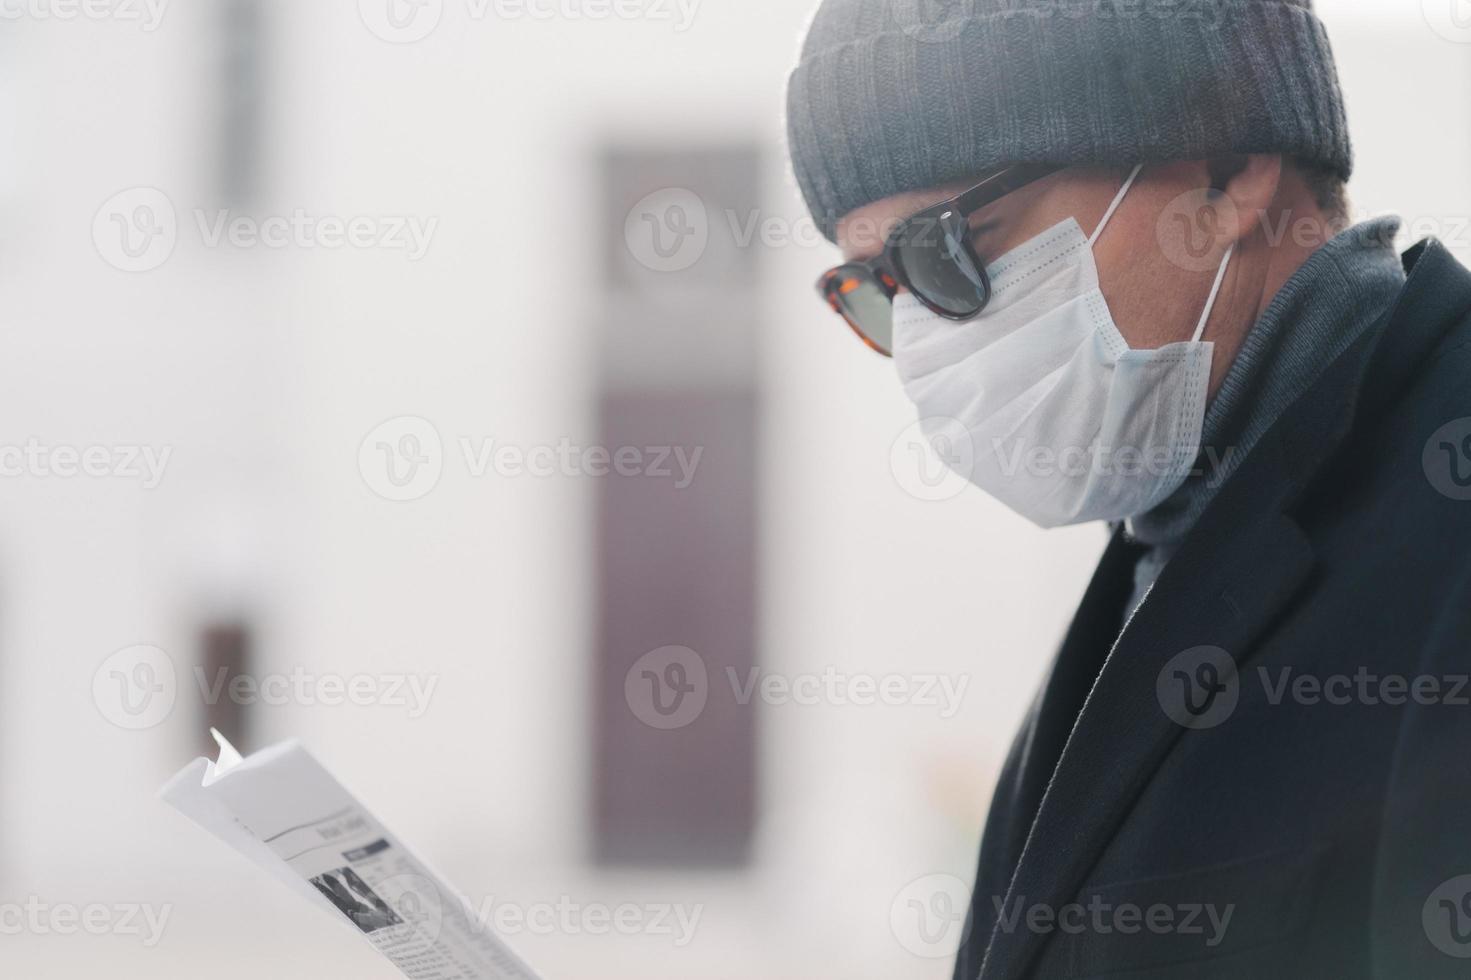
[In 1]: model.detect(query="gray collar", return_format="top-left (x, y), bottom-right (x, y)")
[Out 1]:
top-left (1128, 216), bottom-right (1407, 551)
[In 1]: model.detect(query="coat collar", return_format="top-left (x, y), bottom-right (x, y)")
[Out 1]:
top-left (975, 239), bottom-right (1471, 980)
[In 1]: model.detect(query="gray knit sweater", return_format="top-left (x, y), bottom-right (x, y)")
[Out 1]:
top-left (1125, 218), bottom-right (1407, 618)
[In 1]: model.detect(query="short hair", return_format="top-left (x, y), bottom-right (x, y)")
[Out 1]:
top-left (1293, 157), bottom-right (1350, 225)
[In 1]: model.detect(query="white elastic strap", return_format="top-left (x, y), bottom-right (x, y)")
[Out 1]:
top-left (1088, 163), bottom-right (1145, 247)
top-left (1191, 244), bottom-right (1235, 343)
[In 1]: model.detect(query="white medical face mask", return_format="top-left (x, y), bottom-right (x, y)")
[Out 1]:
top-left (893, 165), bottom-right (1233, 528)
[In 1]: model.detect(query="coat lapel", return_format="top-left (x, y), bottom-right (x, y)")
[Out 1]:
top-left (977, 512), bottom-right (1315, 980)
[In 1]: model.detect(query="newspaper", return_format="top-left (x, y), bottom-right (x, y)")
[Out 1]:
top-left (161, 730), bottom-right (541, 980)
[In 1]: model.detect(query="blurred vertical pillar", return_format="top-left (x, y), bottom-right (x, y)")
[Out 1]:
top-left (193, 0), bottom-right (266, 762)
top-left (198, 621), bottom-right (252, 758)
top-left (592, 146), bottom-right (761, 865)
top-left (218, 0), bottom-right (265, 208)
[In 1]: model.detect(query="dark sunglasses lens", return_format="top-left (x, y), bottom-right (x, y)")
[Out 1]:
top-left (828, 267), bottom-right (894, 355)
top-left (894, 214), bottom-right (989, 317)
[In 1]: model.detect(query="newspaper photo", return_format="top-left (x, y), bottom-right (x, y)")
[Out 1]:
top-left (161, 730), bottom-right (541, 980)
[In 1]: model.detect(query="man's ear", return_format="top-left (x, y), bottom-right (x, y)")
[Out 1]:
top-left (1207, 153), bottom-right (1282, 246)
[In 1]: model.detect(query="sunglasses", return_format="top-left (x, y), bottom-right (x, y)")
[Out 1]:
top-left (816, 163), bottom-right (1063, 357)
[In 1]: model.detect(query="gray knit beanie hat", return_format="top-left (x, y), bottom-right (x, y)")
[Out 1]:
top-left (787, 0), bottom-right (1353, 241)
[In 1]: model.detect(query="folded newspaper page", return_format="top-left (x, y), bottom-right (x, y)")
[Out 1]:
top-left (161, 730), bottom-right (541, 980)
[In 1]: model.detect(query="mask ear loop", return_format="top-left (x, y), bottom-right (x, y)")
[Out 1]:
top-left (1087, 163), bottom-right (1145, 247)
top-left (1191, 244), bottom-right (1235, 343)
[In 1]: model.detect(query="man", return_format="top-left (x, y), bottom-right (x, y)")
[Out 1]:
top-left (786, 1), bottom-right (1471, 977)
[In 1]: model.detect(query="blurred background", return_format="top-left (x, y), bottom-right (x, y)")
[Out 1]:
top-left (2, 0), bottom-right (1469, 976)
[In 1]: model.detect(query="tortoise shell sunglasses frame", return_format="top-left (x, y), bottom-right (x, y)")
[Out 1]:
top-left (815, 162), bottom-right (1064, 356)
